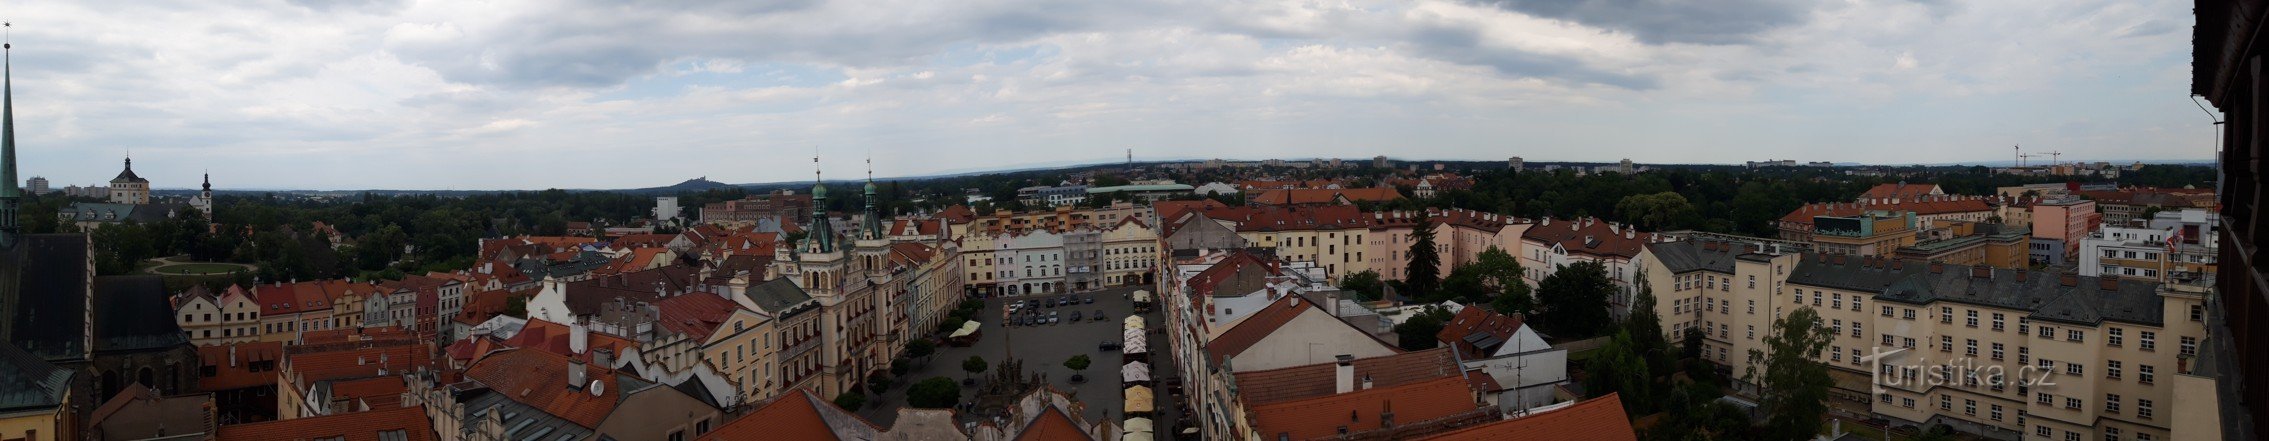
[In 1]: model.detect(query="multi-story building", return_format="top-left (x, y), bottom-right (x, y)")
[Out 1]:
top-left (1643, 236), bottom-right (2209, 441)
top-left (1097, 216), bottom-right (1159, 287)
top-left (23, 176), bottom-right (43, 195)
top-left (698, 190), bottom-right (812, 226)
top-left (764, 176), bottom-right (897, 398)
top-left (1893, 222), bottom-right (2030, 270)
top-left (1519, 217), bottom-right (1654, 317)
top-left (1778, 197), bottom-right (1992, 242)
top-left (994, 228), bottom-right (1065, 296)
top-left (2175, 11), bottom-right (2264, 439)
top-left (2030, 197), bottom-right (2100, 263)
top-left (175, 285), bottom-right (262, 346)
top-left (1809, 212), bottom-right (1918, 258)
top-left (107, 156), bottom-right (149, 205)
top-left (2079, 210), bottom-right (2218, 283)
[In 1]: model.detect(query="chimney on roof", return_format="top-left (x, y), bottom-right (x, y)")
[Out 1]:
top-left (570, 320), bottom-right (591, 354)
top-left (1930, 262), bottom-right (1944, 274)
top-left (2099, 275), bottom-right (2120, 291)
top-left (594, 348), bottom-right (614, 370)
top-left (229, 345), bottom-right (238, 368)
top-left (1335, 355), bottom-right (1356, 394)
top-left (568, 357), bottom-right (588, 390)
top-left (2059, 273), bottom-right (2077, 287)
top-left (1361, 374), bottom-right (1374, 391)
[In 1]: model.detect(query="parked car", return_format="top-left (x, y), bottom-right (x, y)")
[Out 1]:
top-left (1094, 310), bottom-right (1107, 321)
top-left (1070, 311), bottom-right (1084, 322)
top-left (1049, 311), bottom-right (1060, 324)
top-left (1084, 296), bottom-right (1095, 304)
top-left (1099, 341), bottom-right (1122, 351)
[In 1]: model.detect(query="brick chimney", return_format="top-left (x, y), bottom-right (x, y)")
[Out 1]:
top-left (567, 357), bottom-right (588, 389)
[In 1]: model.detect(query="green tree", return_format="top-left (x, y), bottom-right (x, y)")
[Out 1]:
top-left (1535, 261), bottom-right (1615, 339)
top-left (907, 339), bottom-right (937, 362)
top-left (962, 356), bottom-right (989, 380)
top-left (1404, 214), bottom-right (1440, 299)
top-left (1624, 268), bottom-right (1670, 374)
top-left (1614, 191), bottom-right (1697, 231)
top-left (1390, 306), bottom-right (1454, 350)
top-left (1745, 307), bottom-right (1836, 441)
top-left (833, 391), bottom-right (867, 410)
top-left (907, 377), bottom-right (961, 409)
top-left (1064, 354), bottom-right (1092, 382)
top-left (1471, 247), bottom-right (1532, 314)
top-left (1338, 270), bottom-right (1384, 301)
top-left (1581, 330), bottom-right (1653, 416)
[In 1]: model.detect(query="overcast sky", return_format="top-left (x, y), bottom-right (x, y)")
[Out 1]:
top-left (4, 0), bottom-right (2212, 190)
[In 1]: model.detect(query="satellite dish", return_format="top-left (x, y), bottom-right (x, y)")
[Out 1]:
top-left (589, 380), bottom-right (605, 397)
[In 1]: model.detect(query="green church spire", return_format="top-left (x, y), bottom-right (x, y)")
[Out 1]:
top-left (860, 157), bottom-right (883, 241)
top-left (806, 154), bottom-right (835, 254)
top-left (1, 30), bottom-right (21, 249)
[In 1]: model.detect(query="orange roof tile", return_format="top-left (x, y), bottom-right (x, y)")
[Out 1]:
top-left (1234, 348), bottom-right (1461, 406)
top-left (1014, 406), bottom-right (1094, 441)
top-left (698, 388), bottom-right (883, 441)
top-left (1412, 394), bottom-right (1635, 441)
top-left (502, 319), bottom-right (637, 362)
top-left (1250, 188), bottom-right (1403, 206)
top-left (1434, 308), bottom-right (1524, 360)
top-left (1859, 183), bottom-right (1943, 200)
top-left (462, 348), bottom-right (628, 429)
top-left (285, 344), bottom-right (433, 390)
top-left (1204, 296), bottom-right (1396, 368)
top-left (1521, 217), bottom-right (1655, 259)
top-left (215, 404), bottom-right (434, 441)
top-left (329, 376), bottom-right (409, 410)
top-left (654, 293), bottom-right (740, 339)
top-left (1247, 376), bottom-right (1481, 441)
top-left (197, 341), bottom-right (284, 391)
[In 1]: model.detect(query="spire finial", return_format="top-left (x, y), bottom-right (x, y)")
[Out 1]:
top-left (1, 22), bottom-right (19, 248)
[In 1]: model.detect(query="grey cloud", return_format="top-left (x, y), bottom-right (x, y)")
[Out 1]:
top-left (1407, 24), bottom-right (1656, 89)
top-left (1468, 0), bottom-right (1815, 45)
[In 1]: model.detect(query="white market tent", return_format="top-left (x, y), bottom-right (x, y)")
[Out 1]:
top-left (1122, 329), bottom-right (1148, 354)
top-left (1131, 290), bottom-right (1151, 302)
top-left (1123, 315), bottom-right (1145, 330)
top-left (1123, 417), bottom-right (1155, 441)
top-left (1121, 361), bottom-right (1152, 382)
top-left (947, 320), bottom-right (980, 338)
top-left (1124, 386), bottom-right (1155, 413)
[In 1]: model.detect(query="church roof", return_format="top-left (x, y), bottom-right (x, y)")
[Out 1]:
top-left (91, 275), bottom-right (192, 353)
top-left (112, 158), bottom-right (147, 184)
top-left (2, 234), bottom-right (92, 360)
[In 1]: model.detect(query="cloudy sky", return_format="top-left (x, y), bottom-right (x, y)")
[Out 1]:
top-left (4, 0), bottom-right (2210, 190)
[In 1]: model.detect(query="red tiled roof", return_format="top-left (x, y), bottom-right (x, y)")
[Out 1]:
top-left (502, 319), bottom-right (638, 362)
top-left (1152, 200), bottom-right (1229, 225)
top-left (1777, 198), bottom-right (1993, 225)
top-left (285, 344), bottom-right (433, 390)
top-left (1521, 217), bottom-right (1655, 259)
top-left (1204, 296), bottom-right (1395, 368)
top-left (1247, 376), bottom-right (1480, 441)
top-left (699, 388), bottom-right (883, 441)
top-left (301, 326), bottom-right (420, 346)
top-left (1412, 394), bottom-right (1635, 441)
top-left (1435, 308), bottom-right (1523, 360)
top-left (655, 293), bottom-right (740, 339)
top-left (1234, 348), bottom-right (1461, 406)
top-left (1014, 406), bottom-right (1094, 441)
top-left (329, 376), bottom-right (409, 409)
top-left (216, 404), bottom-right (434, 441)
top-left (937, 205), bottom-right (978, 224)
top-left (1859, 183), bottom-right (1943, 200)
top-left (198, 341), bottom-right (285, 391)
top-left (887, 242), bottom-right (939, 270)
top-left (463, 348), bottom-right (628, 429)
top-left (1249, 188), bottom-right (1404, 206)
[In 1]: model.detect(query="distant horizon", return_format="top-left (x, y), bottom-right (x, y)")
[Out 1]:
top-left (41, 156), bottom-right (2214, 193)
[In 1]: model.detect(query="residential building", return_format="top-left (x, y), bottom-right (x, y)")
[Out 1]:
top-left (0, 341), bottom-right (77, 441)
top-left (1808, 211), bottom-right (1918, 258)
top-left (1777, 196), bottom-right (1993, 242)
top-left (1247, 187), bottom-right (1403, 206)
top-left (1435, 307), bottom-right (1567, 413)
top-left (2031, 197), bottom-right (2101, 263)
top-left (175, 284), bottom-right (262, 346)
top-left (1892, 221), bottom-right (2029, 270)
top-left (699, 190), bottom-right (812, 227)
top-left (1409, 394), bottom-right (1636, 441)
top-left (1518, 217), bottom-right (1654, 317)
top-left (22, 176), bottom-right (43, 195)
top-left (2080, 210), bottom-right (2217, 283)
top-left (196, 341), bottom-right (284, 424)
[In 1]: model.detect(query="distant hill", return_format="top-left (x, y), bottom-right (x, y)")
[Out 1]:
top-left (617, 177), bottom-right (741, 195)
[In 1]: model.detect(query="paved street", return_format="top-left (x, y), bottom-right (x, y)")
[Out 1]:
top-left (860, 285), bottom-right (1166, 432)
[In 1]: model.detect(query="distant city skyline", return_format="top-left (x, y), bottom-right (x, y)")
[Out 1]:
top-left (2, 0), bottom-right (2213, 190)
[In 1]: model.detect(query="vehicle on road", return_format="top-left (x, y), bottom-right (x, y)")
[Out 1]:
top-left (1099, 341), bottom-right (1122, 351)
top-left (1049, 311), bottom-right (1060, 324)
top-left (1094, 310), bottom-right (1106, 321)
top-left (1070, 311), bottom-right (1083, 322)
top-left (1084, 296), bottom-right (1095, 304)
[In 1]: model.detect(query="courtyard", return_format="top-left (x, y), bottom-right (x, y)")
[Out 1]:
top-left (858, 284), bottom-right (1177, 436)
